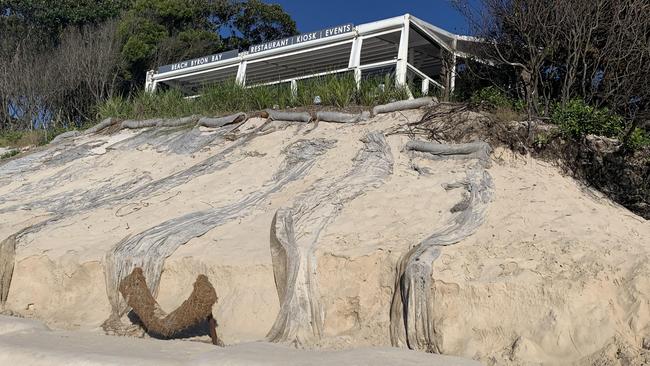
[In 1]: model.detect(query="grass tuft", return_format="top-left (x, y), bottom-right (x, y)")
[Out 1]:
top-left (96, 74), bottom-right (419, 122)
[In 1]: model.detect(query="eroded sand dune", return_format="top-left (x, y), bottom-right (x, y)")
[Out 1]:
top-left (0, 109), bottom-right (648, 365)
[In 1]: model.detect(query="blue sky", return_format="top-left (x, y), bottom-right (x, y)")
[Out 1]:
top-left (264, 0), bottom-right (471, 35)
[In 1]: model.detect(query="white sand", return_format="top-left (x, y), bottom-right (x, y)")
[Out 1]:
top-left (0, 316), bottom-right (480, 366)
top-left (0, 111), bottom-right (648, 365)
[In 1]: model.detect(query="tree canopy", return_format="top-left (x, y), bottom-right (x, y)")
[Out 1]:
top-left (453, 0), bottom-right (649, 141)
top-left (1, 0), bottom-right (297, 88)
top-left (0, 0), bottom-right (129, 35)
top-left (0, 0), bottom-right (297, 130)
top-left (118, 0), bottom-right (297, 86)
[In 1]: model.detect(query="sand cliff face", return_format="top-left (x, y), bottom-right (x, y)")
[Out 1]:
top-left (0, 110), bottom-right (648, 365)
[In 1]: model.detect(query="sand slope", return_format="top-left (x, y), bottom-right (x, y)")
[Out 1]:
top-left (0, 110), bottom-right (648, 365)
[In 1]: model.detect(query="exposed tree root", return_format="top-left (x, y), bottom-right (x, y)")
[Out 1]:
top-left (2, 121), bottom-right (273, 242)
top-left (390, 140), bottom-right (494, 352)
top-left (118, 267), bottom-right (224, 346)
top-left (0, 235), bottom-right (16, 309)
top-left (267, 131), bottom-right (393, 346)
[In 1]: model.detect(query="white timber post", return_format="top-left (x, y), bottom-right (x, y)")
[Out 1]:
top-left (145, 70), bottom-right (156, 93)
top-left (236, 60), bottom-right (247, 87)
top-left (396, 14), bottom-right (411, 88)
top-left (349, 35), bottom-right (363, 89)
top-left (449, 53), bottom-right (457, 96)
top-left (421, 79), bottom-right (430, 96)
top-left (449, 38), bottom-right (458, 97)
top-left (290, 79), bottom-right (298, 98)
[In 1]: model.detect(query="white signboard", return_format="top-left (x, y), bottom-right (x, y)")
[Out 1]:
top-left (248, 24), bottom-right (354, 54)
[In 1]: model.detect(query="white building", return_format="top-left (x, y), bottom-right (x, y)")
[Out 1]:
top-left (145, 14), bottom-right (481, 98)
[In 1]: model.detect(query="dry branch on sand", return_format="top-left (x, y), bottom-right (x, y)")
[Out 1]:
top-left (118, 267), bottom-right (224, 346)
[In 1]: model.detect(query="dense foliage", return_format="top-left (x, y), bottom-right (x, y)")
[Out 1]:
top-left (0, 0), bottom-right (129, 32)
top-left (551, 100), bottom-right (624, 140)
top-left (453, 0), bottom-right (650, 149)
top-left (469, 87), bottom-right (650, 150)
top-left (0, 0), bottom-right (296, 135)
top-left (469, 86), bottom-right (513, 111)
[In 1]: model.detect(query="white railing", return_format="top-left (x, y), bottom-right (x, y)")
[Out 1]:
top-left (406, 62), bottom-right (445, 93)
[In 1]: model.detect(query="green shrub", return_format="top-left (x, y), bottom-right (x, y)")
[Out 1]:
top-left (0, 130), bottom-right (25, 147)
top-left (296, 73), bottom-right (357, 108)
top-left (198, 79), bottom-right (249, 112)
top-left (513, 99), bottom-right (526, 113)
top-left (97, 96), bottom-right (133, 120)
top-left (131, 89), bottom-right (193, 119)
top-left (470, 86), bottom-right (512, 110)
top-left (1, 149), bottom-right (19, 159)
top-left (552, 99), bottom-right (624, 139)
top-left (320, 73), bottom-right (357, 108)
top-left (626, 127), bottom-right (650, 150)
top-left (247, 84), bottom-right (286, 110)
top-left (358, 74), bottom-right (409, 106)
top-left (0, 128), bottom-right (71, 148)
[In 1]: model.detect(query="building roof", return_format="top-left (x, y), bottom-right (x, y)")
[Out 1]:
top-left (147, 14), bottom-right (482, 93)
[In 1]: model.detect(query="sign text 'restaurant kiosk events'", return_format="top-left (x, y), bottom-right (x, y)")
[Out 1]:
top-left (248, 24), bottom-right (354, 54)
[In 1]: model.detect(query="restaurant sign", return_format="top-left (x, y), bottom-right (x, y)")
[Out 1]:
top-left (248, 24), bottom-right (354, 54)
